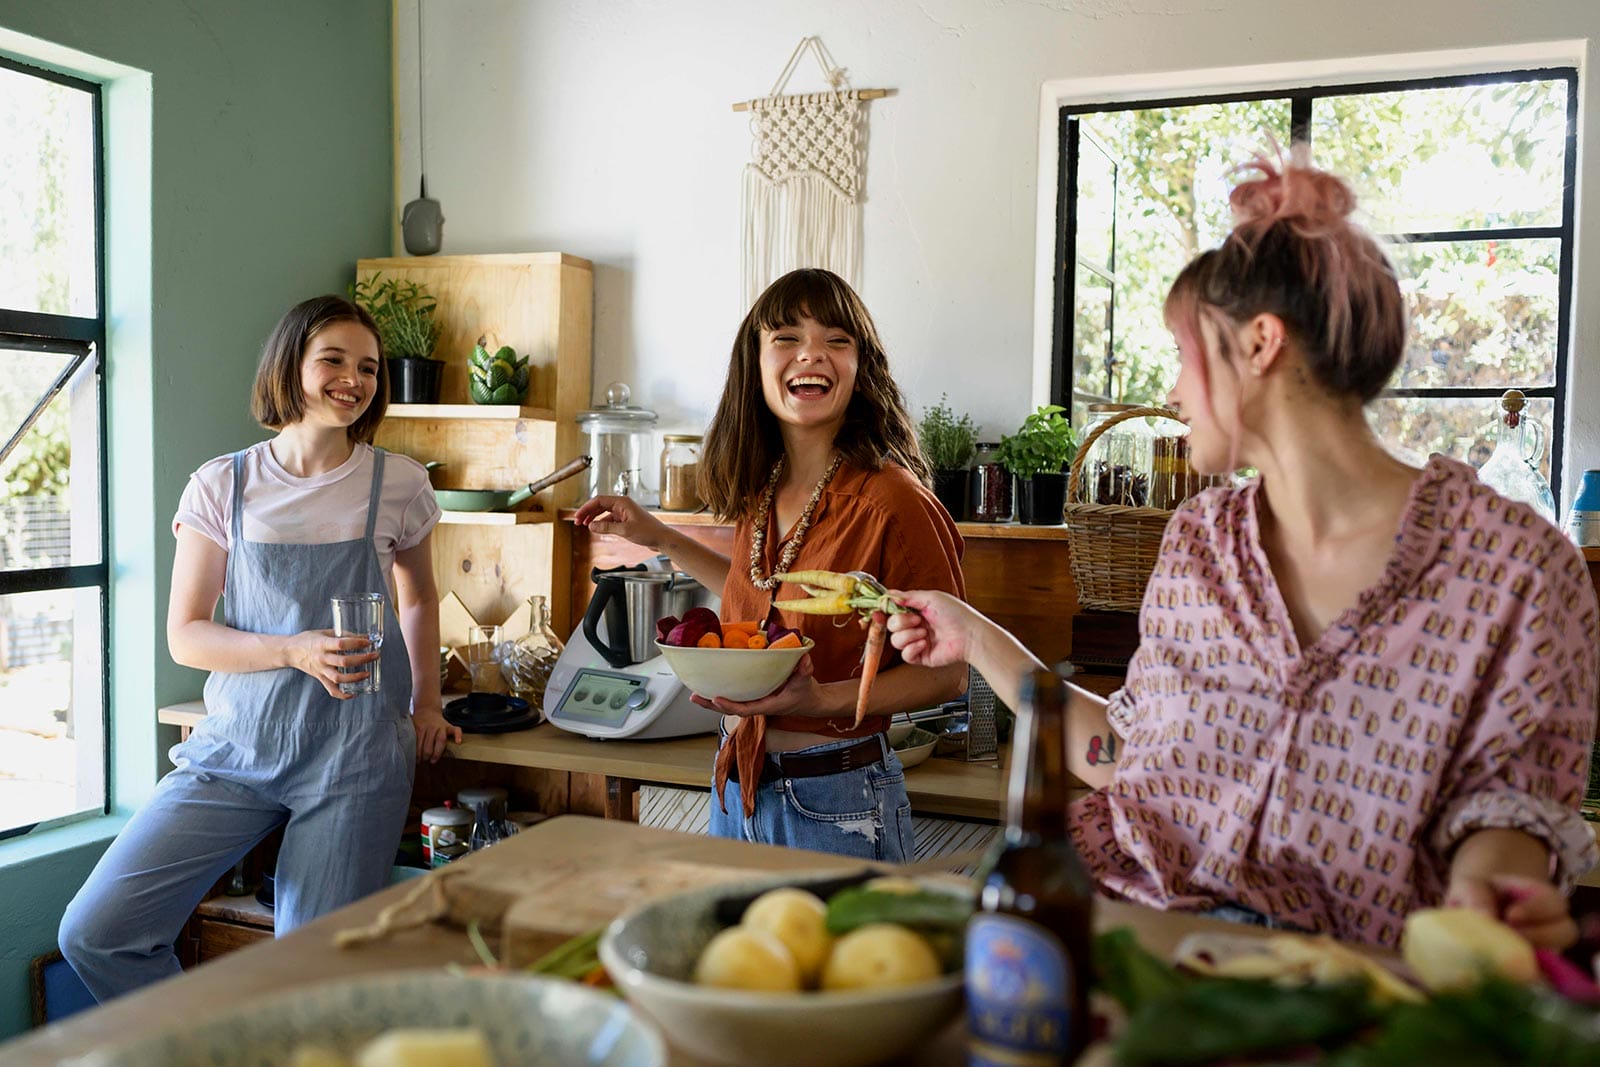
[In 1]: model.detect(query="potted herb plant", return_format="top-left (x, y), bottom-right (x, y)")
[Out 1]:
top-left (995, 404), bottom-right (1077, 524)
top-left (917, 394), bottom-right (978, 520)
top-left (351, 273), bottom-right (444, 403)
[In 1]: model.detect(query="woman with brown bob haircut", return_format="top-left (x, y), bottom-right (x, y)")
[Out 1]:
top-left (59, 294), bottom-right (458, 1003)
top-left (577, 268), bottom-right (966, 861)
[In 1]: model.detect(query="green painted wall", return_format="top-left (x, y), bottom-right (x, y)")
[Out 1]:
top-left (0, 0), bottom-right (392, 1042)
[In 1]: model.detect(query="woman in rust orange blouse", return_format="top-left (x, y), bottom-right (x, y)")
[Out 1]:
top-left (575, 268), bottom-right (966, 860)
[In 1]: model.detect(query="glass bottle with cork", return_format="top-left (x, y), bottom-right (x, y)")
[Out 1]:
top-left (966, 669), bottom-right (1095, 1066)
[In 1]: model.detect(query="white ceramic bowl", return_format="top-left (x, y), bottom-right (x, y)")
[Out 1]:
top-left (599, 873), bottom-right (966, 1067)
top-left (885, 714), bottom-right (917, 746)
top-left (71, 972), bottom-right (665, 1067)
top-left (892, 726), bottom-right (940, 769)
top-left (654, 638), bottom-right (814, 702)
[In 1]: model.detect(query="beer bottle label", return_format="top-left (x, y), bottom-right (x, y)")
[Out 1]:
top-left (966, 913), bottom-right (1074, 1066)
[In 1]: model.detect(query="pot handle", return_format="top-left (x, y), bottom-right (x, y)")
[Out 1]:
top-left (582, 563), bottom-right (646, 669)
top-left (525, 455), bottom-right (593, 497)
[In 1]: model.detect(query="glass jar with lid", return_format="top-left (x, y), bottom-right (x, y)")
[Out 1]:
top-left (658, 434), bottom-right (704, 512)
top-left (969, 441), bottom-right (1014, 523)
top-left (575, 382), bottom-right (658, 505)
top-left (1080, 404), bottom-right (1154, 506)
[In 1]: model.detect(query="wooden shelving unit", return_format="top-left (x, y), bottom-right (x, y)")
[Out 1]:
top-left (362, 253), bottom-right (593, 644)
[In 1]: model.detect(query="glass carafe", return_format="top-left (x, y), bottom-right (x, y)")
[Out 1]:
top-left (1475, 390), bottom-right (1555, 523)
top-left (501, 595), bottom-right (565, 715)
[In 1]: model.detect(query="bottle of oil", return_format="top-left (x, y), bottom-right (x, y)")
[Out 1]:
top-left (966, 669), bottom-right (1095, 1065)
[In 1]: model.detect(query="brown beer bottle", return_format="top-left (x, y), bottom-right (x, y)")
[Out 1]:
top-left (966, 669), bottom-right (1095, 1065)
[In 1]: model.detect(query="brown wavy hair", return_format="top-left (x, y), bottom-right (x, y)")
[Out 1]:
top-left (698, 269), bottom-right (928, 521)
top-left (250, 295), bottom-right (388, 443)
top-left (1165, 150), bottom-right (1406, 409)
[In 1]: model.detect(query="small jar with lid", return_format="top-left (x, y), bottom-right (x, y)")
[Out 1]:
top-left (1080, 404), bottom-right (1154, 506)
top-left (658, 434), bottom-right (704, 511)
top-left (969, 441), bottom-right (1014, 522)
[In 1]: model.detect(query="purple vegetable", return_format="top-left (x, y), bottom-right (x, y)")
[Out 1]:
top-left (682, 607), bottom-right (722, 638)
top-left (655, 615), bottom-right (681, 644)
top-left (666, 622), bottom-right (695, 647)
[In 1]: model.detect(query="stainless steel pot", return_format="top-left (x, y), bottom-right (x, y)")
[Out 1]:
top-left (582, 564), bottom-right (705, 668)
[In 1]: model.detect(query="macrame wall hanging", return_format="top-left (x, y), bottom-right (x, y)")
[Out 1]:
top-left (734, 36), bottom-right (892, 306)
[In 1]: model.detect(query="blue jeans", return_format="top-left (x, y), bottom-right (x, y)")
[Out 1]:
top-left (709, 731), bottom-right (915, 863)
top-left (1204, 903), bottom-right (1309, 932)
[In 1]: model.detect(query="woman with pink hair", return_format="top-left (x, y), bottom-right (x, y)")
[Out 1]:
top-left (889, 152), bottom-right (1597, 949)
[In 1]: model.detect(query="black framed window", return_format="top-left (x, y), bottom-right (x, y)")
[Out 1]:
top-left (0, 55), bottom-right (109, 839)
top-left (1053, 69), bottom-right (1577, 496)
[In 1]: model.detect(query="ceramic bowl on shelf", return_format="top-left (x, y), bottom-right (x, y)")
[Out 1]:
top-left (72, 972), bottom-right (664, 1067)
top-left (891, 726), bottom-right (940, 769)
top-left (653, 638), bottom-right (814, 702)
top-left (599, 873), bottom-right (966, 1067)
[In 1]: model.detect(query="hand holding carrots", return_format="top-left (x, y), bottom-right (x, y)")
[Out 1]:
top-left (881, 589), bottom-right (982, 670)
top-left (773, 569), bottom-right (905, 726)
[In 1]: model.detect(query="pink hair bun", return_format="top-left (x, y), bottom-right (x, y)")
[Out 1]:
top-left (1229, 153), bottom-right (1356, 236)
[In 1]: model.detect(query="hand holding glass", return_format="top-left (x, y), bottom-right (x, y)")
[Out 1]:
top-left (331, 593), bottom-right (385, 695)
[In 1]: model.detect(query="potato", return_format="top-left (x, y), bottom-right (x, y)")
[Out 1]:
top-left (694, 926), bottom-right (803, 991)
top-left (820, 923), bottom-right (941, 991)
top-left (1402, 907), bottom-right (1538, 992)
top-left (742, 888), bottom-right (835, 986)
top-left (353, 1028), bottom-right (495, 1067)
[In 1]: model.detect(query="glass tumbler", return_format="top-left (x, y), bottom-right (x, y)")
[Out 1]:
top-left (330, 592), bottom-right (385, 695)
top-left (466, 623), bottom-right (506, 694)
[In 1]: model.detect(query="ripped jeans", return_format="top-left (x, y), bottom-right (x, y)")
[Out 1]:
top-left (708, 731), bottom-right (915, 863)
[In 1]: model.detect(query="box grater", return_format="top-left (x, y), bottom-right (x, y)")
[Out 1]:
top-left (963, 667), bottom-right (999, 761)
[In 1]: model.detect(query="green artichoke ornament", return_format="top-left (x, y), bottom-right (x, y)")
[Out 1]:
top-left (469, 339), bottom-right (531, 405)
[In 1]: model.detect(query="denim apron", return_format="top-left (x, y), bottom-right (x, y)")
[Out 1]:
top-left (60, 448), bottom-right (416, 1002)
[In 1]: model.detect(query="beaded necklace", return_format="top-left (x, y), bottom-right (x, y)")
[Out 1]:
top-left (748, 452), bottom-right (845, 592)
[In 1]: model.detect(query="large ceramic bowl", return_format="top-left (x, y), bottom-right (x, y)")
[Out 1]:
top-left (71, 972), bottom-right (665, 1067)
top-left (599, 873), bottom-right (966, 1067)
top-left (654, 638), bottom-right (814, 702)
top-left (891, 726), bottom-right (940, 769)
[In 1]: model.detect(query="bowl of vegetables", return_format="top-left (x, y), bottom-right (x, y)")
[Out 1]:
top-left (653, 608), bottom-right (813, 702)
top-left (599, 871), bottom-right (969, 1067)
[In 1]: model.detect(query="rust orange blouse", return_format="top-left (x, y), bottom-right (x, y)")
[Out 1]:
top-left (713, 461), bottom-right (966, 813)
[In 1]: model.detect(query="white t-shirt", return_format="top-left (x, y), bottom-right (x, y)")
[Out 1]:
top-left (173, 441), bottom-right (440, 575)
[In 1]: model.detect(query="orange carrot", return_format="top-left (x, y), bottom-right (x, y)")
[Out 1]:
top-left (769, 632), bottom-right (803, 650)
top-left (722, 620), bottom-right (763, 635)
top-left (722, 631), bottom-right (750, 649)
top-left (745, 632), bottom-right (769, 650)
top-left (854, 610), bottom-right (888, 727)
top-left (696, 632), bottom-right (721, 648)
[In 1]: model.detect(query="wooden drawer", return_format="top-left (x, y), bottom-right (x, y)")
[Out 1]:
top-left (195, 917), bottom-right (271, 962)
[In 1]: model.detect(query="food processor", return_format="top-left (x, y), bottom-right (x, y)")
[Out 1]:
top-left (545, 558), bottom-right (721, 740)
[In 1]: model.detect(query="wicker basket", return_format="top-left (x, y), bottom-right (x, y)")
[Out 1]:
top-left (1064, 404), bottom-right (1186, 613)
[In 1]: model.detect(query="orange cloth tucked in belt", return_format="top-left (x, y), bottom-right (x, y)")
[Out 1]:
top-left (712, 462), bottom-right (965, 817)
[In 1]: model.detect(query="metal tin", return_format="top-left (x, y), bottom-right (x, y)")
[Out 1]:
top-left (420, 804), bottom-right (474, 868)
top-left (1565, 510), bottom-right (1600, 548)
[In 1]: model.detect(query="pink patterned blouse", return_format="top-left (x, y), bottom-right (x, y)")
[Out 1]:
top-left (1069, 455), bottom-right (1599, 947)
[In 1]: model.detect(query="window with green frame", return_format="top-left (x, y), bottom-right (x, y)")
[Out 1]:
top-left (1053, 69), bottom-right (1577, 496)
top-left (0, 54), bottom-right (109, 839)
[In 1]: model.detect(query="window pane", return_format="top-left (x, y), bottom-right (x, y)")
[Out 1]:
top-left (0, 587), bottom-right (104, 835)
top-left (1076, 130), bottom-right (1117, 273)
top-left (1312, 79), bottom-right (1569, 234)
top-left (1368, 394), bottom-right (1553, 482)
top-left (1388, 238), bottom-right (1559, 389)
top-left (1072, 266), bottom-right (1113, 411)
top-left (0, 63), bottom-right (97, 317)
top-left (0, 347), bottom-right (102, 569)
top-left (1077, 100), bottom-right (1292, 408)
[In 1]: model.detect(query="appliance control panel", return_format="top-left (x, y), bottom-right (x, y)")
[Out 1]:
top-left (551, 668), bottom-right (650, 727)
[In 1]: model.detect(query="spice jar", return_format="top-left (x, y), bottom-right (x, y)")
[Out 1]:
top-left (1080, 404), bottom-right (1153, 506)
top-left (658, 434), bottom-right (704, 512)
top-left (969, 442), bottom-right (1014, 523)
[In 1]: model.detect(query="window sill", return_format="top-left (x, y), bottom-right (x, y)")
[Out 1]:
top-left (0, 811), bottom-right (128, 871)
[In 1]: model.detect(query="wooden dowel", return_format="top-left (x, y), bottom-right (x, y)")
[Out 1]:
top-left (731, 88), bottom-right (893, 112)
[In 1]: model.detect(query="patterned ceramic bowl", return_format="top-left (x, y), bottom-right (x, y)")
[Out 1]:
top-left (599, 873), bottom-right (966, 1067)
top-left (70, 972), bottom-right (665, 1067)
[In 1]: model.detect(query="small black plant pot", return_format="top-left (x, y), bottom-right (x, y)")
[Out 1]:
top-left (932, 468), bottom-right (970, 521)
top-left (1016, 471), bottom-right (1067, 525)
top-left (389, 356), bottom-right (443, 404)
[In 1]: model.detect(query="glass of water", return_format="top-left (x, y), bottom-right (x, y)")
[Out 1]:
top-left (331, 592), bottom-right (385, 695)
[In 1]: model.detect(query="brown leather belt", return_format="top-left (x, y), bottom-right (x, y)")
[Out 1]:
top-left (729, 736), bottom-right (886, 786)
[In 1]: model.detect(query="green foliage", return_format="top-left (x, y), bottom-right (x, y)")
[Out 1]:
top-left (995, 404), bottom-right (1076, 478)
top-left (350, 273), bottom-right (443, 360)
top-left (1, 403), bottom-right (69, 497)
top-left (917, 394), bottom-right (977, 470)
top-left (468, 340), bottom-right (530, 405)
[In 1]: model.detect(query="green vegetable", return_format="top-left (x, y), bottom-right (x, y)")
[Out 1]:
top-left (526, 926), bottom-right (604, 979)
top-left (1113, 978), bottom-right (1381, 1066)
top-left (1093, 927), bottom-right (1189, 1014)
top-left (823, 886), bottom-right (974, 937)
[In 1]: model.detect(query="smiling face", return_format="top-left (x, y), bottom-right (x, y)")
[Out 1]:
top-left (298, 319), bottom-right (381, 431)
top-left (758, 313), bottom-right (860, 437)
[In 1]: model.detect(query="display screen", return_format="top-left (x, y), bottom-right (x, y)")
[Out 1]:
top-left (554, 668), bottom-right (645, 726)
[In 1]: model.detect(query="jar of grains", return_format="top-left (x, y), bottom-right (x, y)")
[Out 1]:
top-left (658, 434), bottom-right (704, 511)
top-left (969, 441), bottom-right (1014, 523)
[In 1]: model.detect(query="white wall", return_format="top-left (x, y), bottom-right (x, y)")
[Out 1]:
top-left (396, 0), bottom-right (1600, 502)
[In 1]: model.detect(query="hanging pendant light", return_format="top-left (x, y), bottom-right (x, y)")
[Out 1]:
top-left (401, 0), bottom-right (443, 255)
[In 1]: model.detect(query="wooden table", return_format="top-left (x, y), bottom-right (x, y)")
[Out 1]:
top-left (157, 701), bottom-right (1009, 822)
top-left (1, 815), bottom-right (1255, 1067)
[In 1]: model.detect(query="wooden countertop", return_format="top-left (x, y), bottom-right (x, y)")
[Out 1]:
top-left (1, 815), bottom-right (1263, 1067)
top-left (158, 701), bottom-right (1007, 821)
